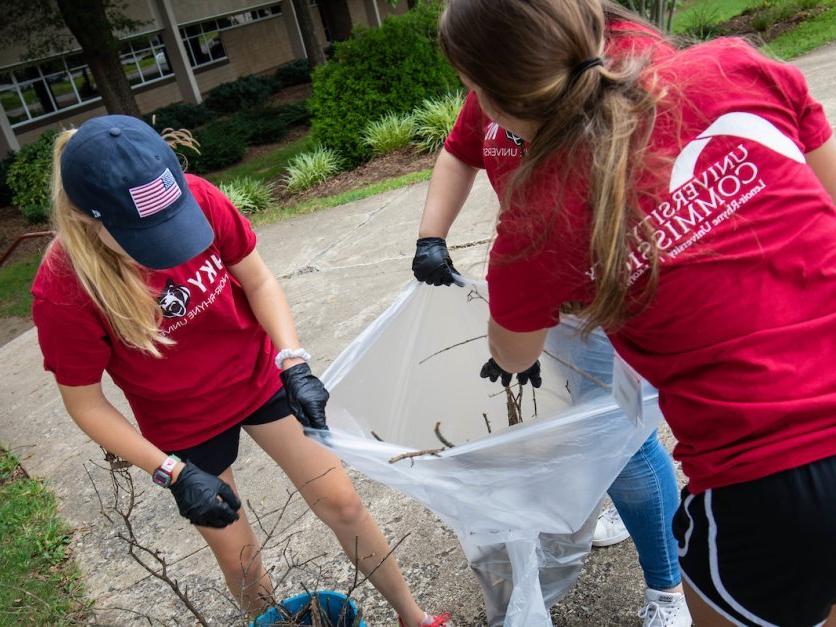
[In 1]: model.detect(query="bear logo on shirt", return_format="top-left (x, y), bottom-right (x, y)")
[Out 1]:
top-left (158, 279), bottom-right (191, 318)
top-left (505, 130), bottom-right (524, 147)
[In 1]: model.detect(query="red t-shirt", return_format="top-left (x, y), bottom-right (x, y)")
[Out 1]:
top-left (32, 175), bottom-right (281, 450)
top-left (444, 37), bottom-right (836, 493)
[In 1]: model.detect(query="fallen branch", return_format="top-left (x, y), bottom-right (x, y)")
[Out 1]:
top-left (388, 448), bottom-right (445, 464)
top-left (433, 421), bottom-right (456, 448)
top-left (418, 335), bottom-right (486, 365)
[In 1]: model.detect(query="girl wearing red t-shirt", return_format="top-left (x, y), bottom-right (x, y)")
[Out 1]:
top-left (420, 1), bottom-right (836, 625)
top-left (31, 116), bottom-right (449, 627)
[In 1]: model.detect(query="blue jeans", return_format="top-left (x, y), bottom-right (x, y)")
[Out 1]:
top-left (608, 430), bottom-right (681, 591)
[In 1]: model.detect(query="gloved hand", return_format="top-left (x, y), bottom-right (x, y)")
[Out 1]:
top-left (412, 237), bottom-right (464, 286)
top-left (280, 363), bottom-right (330, 430)
top-left (480, 358), bottom-right (542, 388)
top-left (170, 462), bottom-right (241, 528)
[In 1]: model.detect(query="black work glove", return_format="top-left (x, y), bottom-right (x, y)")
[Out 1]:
top-left (170, 462), bottom-right (241, 528)
top-left (480, 358), bottom-right (542, 388)
top-left (280, 362), bottom-right (330, 430)
top-left (412, 237), bottom-right (464, 287)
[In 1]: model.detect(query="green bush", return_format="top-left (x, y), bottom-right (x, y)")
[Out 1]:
top-left (413, 91), bottom-right (465, 153)
top-left (219, 177), bottom-right (277, 214)
top-left (181, 120), bottom-right (247, 174)
top-left (6, 130), bottom-right (57, 223)
top-left (205, 75), bottom-right (278, 113)
top-left (283, 145), bottom-right (341, 193)
top-left (0, 152), bottom-right (15, 207)
top-left (276, 101), bottom-right (311, 127)
top-left (275, 59), bottom-right (312, 86)
top-left (144, 102), bottom-right (215, 131)
top-left (232, 107), bottom-right (290, 145)
top-left (363, 112), bottom-right (415, 155)
top-left (309, 1), bottom-right (459, 166)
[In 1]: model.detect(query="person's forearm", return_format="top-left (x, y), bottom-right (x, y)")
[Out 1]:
top-left (418, 148), bottom-right (479, 238)
top-left (245, 276), bottom-right (304, 368)
top-left (806, 136), bottom-right (836, 202)
top-left (63, 391), bottom-right (174, 477)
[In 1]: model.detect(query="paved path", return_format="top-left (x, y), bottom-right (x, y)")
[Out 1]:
top-left (1, 45), bottom-right (833, 626)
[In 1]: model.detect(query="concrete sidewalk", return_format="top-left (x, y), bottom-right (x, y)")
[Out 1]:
top-left (1, 45), bottom-right (834, 626)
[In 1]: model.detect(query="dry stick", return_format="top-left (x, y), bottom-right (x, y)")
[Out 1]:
top-left (370, 431), bottom-right (384, 442)
top-left (388, 448), bottom-right (445, 465)
top-left (103, 466), bottom-right (210, 627)
top-left (433, 421), bottom-right (456, 448)
top-left (542, 349), bottom-right (611, 391)
top-left (532, 386), bottom-right (539, 419)
top-left (93, 605), bottom-right (171, 626)
top-left (482, 412), bottom-right (492, 434)
top-left (418, 335), bottom-right (487, 365)
top-left (505, 387), bottom-right (522, 426)
top-left (83, 462), bottom-right (112, 523)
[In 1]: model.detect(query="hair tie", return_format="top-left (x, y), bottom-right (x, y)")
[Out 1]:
top-left (568, 57), bottom-right (604, 88)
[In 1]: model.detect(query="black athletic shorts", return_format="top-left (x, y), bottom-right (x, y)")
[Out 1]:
top-left (673, 454), bottom-right (836, 627)
top-left (168, 387), bottom-right (292, 476)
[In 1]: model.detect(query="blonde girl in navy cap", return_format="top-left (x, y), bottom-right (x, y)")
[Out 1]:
top-left (31, 115), bottom-right (450, 627)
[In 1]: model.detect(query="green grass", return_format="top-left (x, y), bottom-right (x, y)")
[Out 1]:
top-left (207, 134), bottom-right (316, 186)
top-left (672, 0), bottom-right (763, 33)
top-left (251, 168), bottom-right (433, 226)
top-left (0, 450), bottom-right (87, 624)
top-left (0, 254), bottom-right (40, 317)
top-left (762, 2), bottom-right (836, 57)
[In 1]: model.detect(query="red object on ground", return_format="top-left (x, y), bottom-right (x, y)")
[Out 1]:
top-left (0, 231), bottom-right (53, 267)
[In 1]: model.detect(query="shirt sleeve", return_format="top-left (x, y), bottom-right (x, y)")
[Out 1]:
top-left (443, 91), bottom-right (486, 169)
top-left (189, 176), bottom-right (257, 266)
top-left (32, 297), bottom-right (111, 386)
top-left (487, 185), bottom-right (592, 332)
top-left (764, 57), bottom-right (833, 153)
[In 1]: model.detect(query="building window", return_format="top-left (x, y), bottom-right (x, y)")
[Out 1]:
top-left (178, 4), bottom-right (283, 69)
top-left (121, 35), bottom-right (173, 86)
top-left (0, 35), bottom-right (173, 128)
top-left (0, 55), bottom-right (100, 126)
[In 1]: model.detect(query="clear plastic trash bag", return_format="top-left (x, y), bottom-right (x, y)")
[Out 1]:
top-left (312, 281), bottom-right (662, 626)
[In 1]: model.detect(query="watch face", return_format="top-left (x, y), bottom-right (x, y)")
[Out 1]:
top-left (152, 468), bottom-right (171, 487)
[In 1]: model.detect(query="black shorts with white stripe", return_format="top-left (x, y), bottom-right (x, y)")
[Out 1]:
top-left (673, 455), bottom-right (836, 627)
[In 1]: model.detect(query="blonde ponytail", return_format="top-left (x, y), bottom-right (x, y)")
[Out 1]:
top-left (51, 130), bottom-right (173, 357)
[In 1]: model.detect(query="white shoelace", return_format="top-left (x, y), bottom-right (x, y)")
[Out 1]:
top-left (639, 600), bottom-right (682, 627)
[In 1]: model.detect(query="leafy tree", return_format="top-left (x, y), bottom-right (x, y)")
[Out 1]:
top-left (0, 0), bottom-right (144, 117)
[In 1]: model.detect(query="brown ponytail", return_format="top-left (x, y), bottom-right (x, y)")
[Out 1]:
top-left (439, 0), bottom-right (666, 333)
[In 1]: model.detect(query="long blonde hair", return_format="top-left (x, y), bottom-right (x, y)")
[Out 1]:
top-left (51, 130), bottom-right (173, 357)
top-left (440, 0), bottom-right (666, 334)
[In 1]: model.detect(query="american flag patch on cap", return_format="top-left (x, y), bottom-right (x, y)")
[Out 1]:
top-left (128, 168), bottom-right (181, 218)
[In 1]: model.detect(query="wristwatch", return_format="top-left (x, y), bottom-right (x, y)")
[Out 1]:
top-left (152, 454), bottom-right (180, 488)
top-left (275, 347), bottom-right (311, 369)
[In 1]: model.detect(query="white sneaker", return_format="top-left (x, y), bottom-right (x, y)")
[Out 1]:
top-left (639, 588), bottom-right (692, 627)
top-left (592, 504), bottom-right (630, 547)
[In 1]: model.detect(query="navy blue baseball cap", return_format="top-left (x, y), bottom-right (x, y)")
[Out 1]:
top-left (60, 114), bottom-right (214, 269)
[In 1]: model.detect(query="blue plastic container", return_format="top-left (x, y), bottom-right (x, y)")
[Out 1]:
top-left (251, 591), bottom-right (367, 627)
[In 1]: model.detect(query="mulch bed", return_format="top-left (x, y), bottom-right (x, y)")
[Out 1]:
top-left (0, 205), bottom-right (51, 266)
top-left (276, 146), bottom-right (437, 206)
top-left (719, 5), bottom-right (830, 42)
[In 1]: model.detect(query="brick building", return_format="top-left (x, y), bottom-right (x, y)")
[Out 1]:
top-left (0, 0), bottom-right (407, 156)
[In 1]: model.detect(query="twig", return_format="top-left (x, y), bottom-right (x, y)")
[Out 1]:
top-left (370, 431), bottom-right (384, 442)
top-left (465, 288), bottom-right (488, 304)
top-left (543, 349), bottom-right (611, 390)
top-left (388, 448), bottom-right (445, 464)
top-left (505, 386), bottom-right (522, 426)
top-left (433, 421), bottom-right (456, 448)
top-left (532, 386), bottom-right (538, 419)
top-left (482, 413), bottom-right (492, 434)
top-left (418, 335), bottom-right (486, 365)
top-left (84, 463), bottom-right (112, 523)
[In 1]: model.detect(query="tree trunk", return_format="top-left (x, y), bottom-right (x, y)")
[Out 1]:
top-left (407, 0), bottom-right (418, 8)
top-left (320, 0), bottom-right (354, 41)
top-left (55, 0), bottom-right (141, 117)
top-left (292, 0), bottom-right (326, 68)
